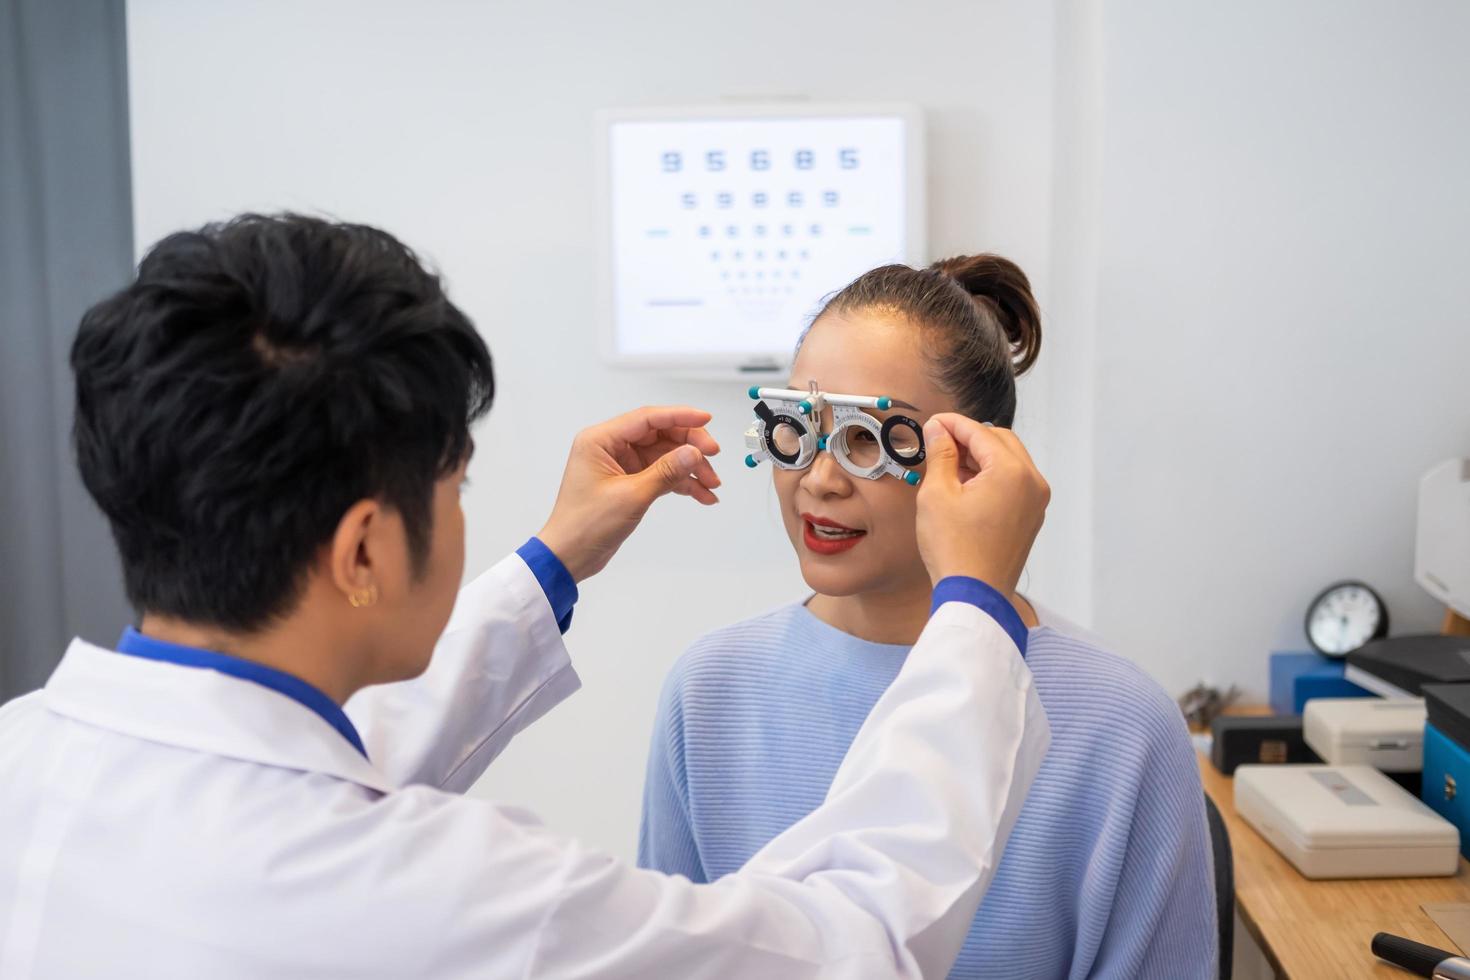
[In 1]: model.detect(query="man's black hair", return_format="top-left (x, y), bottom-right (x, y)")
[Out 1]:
top-left (71, 213), bottom-right (494, 632)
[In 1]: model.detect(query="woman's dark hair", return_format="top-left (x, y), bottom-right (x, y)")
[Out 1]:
top-left (812, 254), bottom-right (1041, 427)
top-left (71, 213), bottom-right (494, 633)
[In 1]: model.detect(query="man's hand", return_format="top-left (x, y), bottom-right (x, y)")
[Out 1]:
top-left (537, 406), bottom-right (721, 583)
top-left (915, 414), bottom-right (1050, 597)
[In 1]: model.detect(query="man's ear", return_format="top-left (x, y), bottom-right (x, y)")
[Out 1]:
top-left (329, 499), bottom-right (380, 604)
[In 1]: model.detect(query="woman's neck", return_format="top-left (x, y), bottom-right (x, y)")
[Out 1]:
top-left (806, 576), bottom-right (937, 646)
top-left (806, 578), bottom-right (1040, 646)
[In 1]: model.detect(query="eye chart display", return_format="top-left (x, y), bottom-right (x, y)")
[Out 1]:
top-left (596, 105), bottom-right (925, 371)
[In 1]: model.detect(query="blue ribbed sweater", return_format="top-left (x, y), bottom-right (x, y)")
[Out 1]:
top-left (638, 602), bottom-right (1216, 979)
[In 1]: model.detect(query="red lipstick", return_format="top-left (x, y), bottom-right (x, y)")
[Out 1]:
top-left (801, 513), bottom-right (866, 556)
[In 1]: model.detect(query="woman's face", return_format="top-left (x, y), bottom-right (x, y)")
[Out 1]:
top-left (774, 310), bottom-right (958, 598)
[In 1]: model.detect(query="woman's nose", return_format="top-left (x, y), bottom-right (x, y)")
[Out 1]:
top-left (799, 445), bottom-right (853, 497)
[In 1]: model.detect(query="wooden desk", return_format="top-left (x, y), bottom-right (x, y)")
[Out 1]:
top-left (1199, 748), bottom-right (1470, 977)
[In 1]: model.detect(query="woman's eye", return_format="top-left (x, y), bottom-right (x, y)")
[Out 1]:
top-left (853, 430), bottom-right (878, 443)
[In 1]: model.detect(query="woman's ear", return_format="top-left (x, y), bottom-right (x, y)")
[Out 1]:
top-left (329, 499), bottom-right (380, 606)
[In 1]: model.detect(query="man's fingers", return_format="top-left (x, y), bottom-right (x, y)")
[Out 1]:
top-left (927, 412), bottom-right (997, 448)
top-left (631, 437), bottom-right (723, 483)
top-left (928, 413), bottom-right (1009, 478)
top-left (597, 406), bottom-right (715, 448)
top-left (688, 452), bottom-right (722, 490)
top-left (920, 419), bottom-right (959, 488)
top-left (647, 425), bottom-right (720, 457)
top-left (543, 407), bottom-right (725, 583)
top-left (674, 475), bottom-right (720, 506)
top-left (927, 413), bottom-right (1049, 506)
top-left (637, 431), bottom-right (721, 464)
top-left (686, 426), bottom-right (721, 457)
top-left (665, 454), bottom-right (722, 502)
top-left (635, 445), bottom-right (719, 506)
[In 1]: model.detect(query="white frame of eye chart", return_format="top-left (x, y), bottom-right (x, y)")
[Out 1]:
top-left (594, 102), bottom-right (927, 376)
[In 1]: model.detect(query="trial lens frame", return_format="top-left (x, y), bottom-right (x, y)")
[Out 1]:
top-left (743, 381), bottom-right (927, 485)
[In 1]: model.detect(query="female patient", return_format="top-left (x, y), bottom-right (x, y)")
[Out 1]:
top-left (639, 255), bottom-right (1215, 978)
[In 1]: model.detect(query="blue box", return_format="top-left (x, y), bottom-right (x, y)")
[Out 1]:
top-left (1423, 723), bottom-right (1470, 861)
top-left (1268, 651), bottom-right (1373, 715)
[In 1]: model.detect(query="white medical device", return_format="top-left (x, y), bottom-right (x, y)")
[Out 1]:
top-left (743, 382), bottom-right (926, 485)
top-left (1417, 459), bottom-right (1470, 619)
top-left (1234, 764), bottom-right (1459, 879)
top-left (1302, 697), bottom-right (1427, 772)
top-left (595, 103), bottom-right (925, 375)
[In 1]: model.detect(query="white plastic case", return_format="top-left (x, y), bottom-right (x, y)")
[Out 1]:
top-left (1303, 697), bottom-right (1426, 772)
top-left (1235, 764), bottom-right (1458, 879)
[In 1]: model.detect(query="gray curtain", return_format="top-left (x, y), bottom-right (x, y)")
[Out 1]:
top-left (0, 0), bottom-right (134, 699)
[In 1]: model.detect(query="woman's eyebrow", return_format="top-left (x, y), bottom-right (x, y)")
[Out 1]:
top-left (865, 396), bottom-right (922, 414)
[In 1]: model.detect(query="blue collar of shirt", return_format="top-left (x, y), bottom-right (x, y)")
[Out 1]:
top-left (114, 627), bottom-right (368, 759)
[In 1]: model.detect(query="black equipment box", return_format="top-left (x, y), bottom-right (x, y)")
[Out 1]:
top-left (1210, 714), bottom-right (1322, 775)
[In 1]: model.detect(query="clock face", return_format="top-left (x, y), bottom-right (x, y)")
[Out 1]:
top-left (1306, 582), bottom-right (1387, 657)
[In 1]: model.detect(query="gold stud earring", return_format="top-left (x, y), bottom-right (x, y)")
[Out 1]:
top-left (348, 585), bottom-right (378, 608)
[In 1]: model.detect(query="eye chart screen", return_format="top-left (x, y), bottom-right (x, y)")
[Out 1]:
top-left (601, 109), bottom-right (921, 367)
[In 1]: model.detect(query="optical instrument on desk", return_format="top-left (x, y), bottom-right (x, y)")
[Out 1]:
top-left (1304, 697), bottom-right (1427, 772)
top-left (1234, 764), bottom-right (1458, 879)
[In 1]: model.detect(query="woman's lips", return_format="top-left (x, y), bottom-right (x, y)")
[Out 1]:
top-left (802, 513), bottom-right (866, 555)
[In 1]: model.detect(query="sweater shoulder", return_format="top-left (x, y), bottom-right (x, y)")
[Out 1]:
top-left (1026, 627), bottom-right (1191, 752)
top-left (664, 604), bottom-right (807, 692)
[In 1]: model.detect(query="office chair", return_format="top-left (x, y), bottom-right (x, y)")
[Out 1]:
top-left (1205, 793), bottom-right (1234, 979)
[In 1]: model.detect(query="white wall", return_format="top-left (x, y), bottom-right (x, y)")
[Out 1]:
top-left (1073, 0), bottom-right (1470, 699)
top-left (127, 0), bottom-right (1060, 859)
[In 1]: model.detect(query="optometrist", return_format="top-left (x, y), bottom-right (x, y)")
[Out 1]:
top-left (0, 214), bottom-right (1051, 980)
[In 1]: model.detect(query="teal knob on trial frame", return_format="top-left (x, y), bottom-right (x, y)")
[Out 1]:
top-left (745, 454), bottom-right (759, 468)
top-left (877, 396), bottom-right (892, 410)
top-left (747, 386), bottom-right (761, 399)
top-left (798, 400), bottom-right (813, 415)
top-left (904, 471), bottom-right (921, 486)
top-left (817, 435), bottom-right (828, 451)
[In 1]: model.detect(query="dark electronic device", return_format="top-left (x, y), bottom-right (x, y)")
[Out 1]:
top-left (1347, 635), bottom-right (1470, 697)
top-left (1426, 684), bottom-right (1470, 750)
top-left (1210, 714), bottom-right (1321, 775)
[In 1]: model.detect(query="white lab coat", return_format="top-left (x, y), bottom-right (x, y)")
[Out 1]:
top-left (0, 552), bottom-right (1049, 979)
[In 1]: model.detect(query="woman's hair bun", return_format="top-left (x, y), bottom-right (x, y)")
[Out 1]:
top-left (929, 254), bottom-right (1042, 375)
